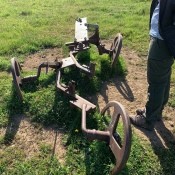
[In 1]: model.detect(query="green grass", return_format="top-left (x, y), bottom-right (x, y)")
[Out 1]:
top-left (0, 56), bottom-right (11, 72)
top-left (0, 0), bottom-right (150, 56)
top-left (0, 0), bottom-right (175, 174)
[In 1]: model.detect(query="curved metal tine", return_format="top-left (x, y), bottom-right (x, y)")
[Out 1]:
top-left (110, 34), bottom-right (120, 52)
top-left (11, 58), bottom-right (22, 80)
top-left (69, 51), bottom-right (91, 75)
top-left (113, 36), bottom-right (121, 57)
top-left (56, 69), bottom-right (67, 90)
top-left (56, 69), bottom-right (61, 87)
top-left (113, 39), bottom-right (119, 55)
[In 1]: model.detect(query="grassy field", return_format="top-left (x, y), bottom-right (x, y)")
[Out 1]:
top-left (0, 0), bottom-right (175, 174)
top-left (0, 0), bottom-right (150, 56)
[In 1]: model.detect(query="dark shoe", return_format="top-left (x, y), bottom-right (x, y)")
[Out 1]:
top-left (130, 114), bottom-right (154, 131)
top-left (136, 108), bottom-right (146, 115)
top-left (136, 108), bottom-right (162, 122)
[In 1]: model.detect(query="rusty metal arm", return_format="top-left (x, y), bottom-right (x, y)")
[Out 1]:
top-left (86, 23), bottom-right (111, 55)
top-left (81, 104), bottom-right (110, 142)
top-left (22, 61), bottom-right (63, 83)
top-left (69, 51), bottom-right (95, 76)
top-left (56, 70), bottom-right (96, 111)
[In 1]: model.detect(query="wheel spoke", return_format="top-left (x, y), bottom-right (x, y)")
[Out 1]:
top-left (110, 135), bottom-right (123, 164)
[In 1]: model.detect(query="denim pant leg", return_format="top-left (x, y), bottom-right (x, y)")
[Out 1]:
top-left (145, 38), bottom-right (174, 124)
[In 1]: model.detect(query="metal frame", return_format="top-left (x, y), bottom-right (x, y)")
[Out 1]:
top-left (10, 17), bottom-right (131, 174)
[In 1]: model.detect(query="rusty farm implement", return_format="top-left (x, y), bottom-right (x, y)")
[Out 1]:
top-left (11, 18), bottom-right (132, 174)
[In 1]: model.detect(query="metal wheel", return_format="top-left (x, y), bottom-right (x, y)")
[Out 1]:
top-left (11, 58), bottom-right (23, 101)
top-left (101, 101), bottom-right (131, 174)
top-left (110, 33), bottom-right (122, 69)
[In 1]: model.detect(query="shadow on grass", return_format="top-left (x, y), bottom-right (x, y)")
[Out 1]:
top-left (3, 72), bottom-right (57, 145)
top-left (22, 72), bottom-right (56, 93)
top-left (84, 140), bottom-right (130, 175)
top-left (135, 121), bottom-right (175, 175)
top-left (3, 86), bottom-right (27, 145)
top-left (89, 77), bottom-right (134, 119)
top-left (3, 115), bottom-right (23, 145)
top-left (113, 77), bottom-right (134, 102)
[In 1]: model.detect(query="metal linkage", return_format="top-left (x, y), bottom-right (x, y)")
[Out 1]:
top-left (10, 17), bottom-right (131, 174)
top-left (56, 69), bottom-right (96, 112)
top-left (11, 57), bottom-right (63, 101)
top-left (69, 51), bottom-right (95, 76)
top-left (66, 17), bottom-right (123, 69)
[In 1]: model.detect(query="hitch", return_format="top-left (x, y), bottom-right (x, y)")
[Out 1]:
top-left (10, 17), bottom-right (131, 174)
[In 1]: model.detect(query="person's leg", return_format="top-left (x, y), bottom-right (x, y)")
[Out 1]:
top-left (157, 71), bottom-right (171, 121)
top-left (146, 38), bottom-right (174, 125)
top-left (130, 38), bottom-right (174, 131)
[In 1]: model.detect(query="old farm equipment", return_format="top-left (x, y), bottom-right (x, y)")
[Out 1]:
top-left (11, 18), bottom-right (131, 174)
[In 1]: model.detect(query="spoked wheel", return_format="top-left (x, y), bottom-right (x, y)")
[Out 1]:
top-left (101, 101), bottom-right (132, 174)
top-left (110, 33), bottom-right (122, 69)
top-left (11, 58), bottom-right (23, 101)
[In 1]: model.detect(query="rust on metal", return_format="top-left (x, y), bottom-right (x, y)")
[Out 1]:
top-left (101, 101), bottom-right (132, 174)
top-left (56, 70), bottom-right (96, 111)
top-left (10, 17), bottom-right (131, 175)
top-left (81, 104), bottom-right (110, 142)
top-left (110, 33), bottom-right (123, 68)
top-left (11, 58), bottom-right (62, 101)
top-left (11, 58), bottom-right (23, 101)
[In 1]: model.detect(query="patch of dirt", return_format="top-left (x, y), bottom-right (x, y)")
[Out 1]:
top-left (0, 115), bottom-right (66, 164)
top-left (23, 48), bottom-right (64, 71)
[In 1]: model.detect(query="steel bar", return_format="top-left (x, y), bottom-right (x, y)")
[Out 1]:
top-left (56, 70), bottom-right (96, 112)
top-left (81, 104), bottom-right (110, 142)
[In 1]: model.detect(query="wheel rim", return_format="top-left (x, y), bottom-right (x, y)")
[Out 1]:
top-left (11, 58), bottom-right (23, 101)
top-left (101, 101), bottom-right (131, 174)
top-left (110, 33), bottom-right (122, 69)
